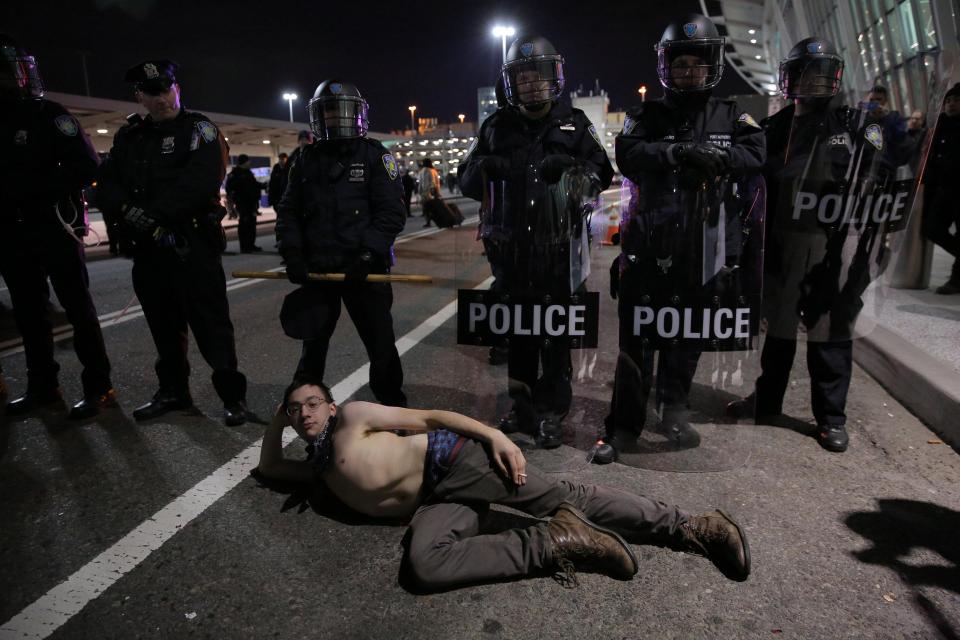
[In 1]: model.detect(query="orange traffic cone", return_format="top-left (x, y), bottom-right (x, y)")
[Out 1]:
top-left (601, 211), bottom-right (620, 246)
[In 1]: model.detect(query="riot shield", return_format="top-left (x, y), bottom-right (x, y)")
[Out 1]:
top-left (764, 117), bottom-right (919, 345)
top-left (600, 170), bottom-right (767, 471)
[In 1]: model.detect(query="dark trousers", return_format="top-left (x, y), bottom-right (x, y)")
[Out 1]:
top-left (237, 204), bottom-right (257, 251)
top-left (922, 186), bottom-right (960, 281)
top-left (507, 341), bottom-right (572, 427)
top-left (406, 439), bottom-right (687, 589)
top-left (0, 230), bottom-right (112, 396)
top-left (754, 336), bottom-right (852, 427)
top-left (606, 338), bottom-right (703, 437)
top-left (131, 245), bottom-right (245, 403)
top-left (294, 281), bottom-right (406, 407)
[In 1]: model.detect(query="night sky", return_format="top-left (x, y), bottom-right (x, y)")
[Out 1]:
top-left (5, 0), bottom-right (754, 130)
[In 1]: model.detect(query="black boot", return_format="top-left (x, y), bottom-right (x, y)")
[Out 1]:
top-left (499, 409), bottom-right (530, 434)
top-left (68, 388), bottom-right (119, 420)
top-left (133, 390), bottom-right (193, 421)
top-left (817, 424), bottom-right (849, 452)
top-left (223, 401), bottom-right (248, 426)
top-left (537, 418), bottom-right (563, 449)
top-left (5, 388), bottom-right (63, 416)
top-left (651, 418), bottom-right (701, 447)
top-left (591, 439), bottom-right (617, 465)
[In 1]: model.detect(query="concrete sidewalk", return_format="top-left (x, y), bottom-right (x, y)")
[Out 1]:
top-left (856, 245), bottom-right (960, 451)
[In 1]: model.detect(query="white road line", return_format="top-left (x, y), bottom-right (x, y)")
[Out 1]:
top-left (0, 275), bottom-right (494, 640)
top-left (0, 218), bottom-right (477, 359)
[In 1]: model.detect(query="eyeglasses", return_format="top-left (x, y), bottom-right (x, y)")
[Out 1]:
top-left (285, 396), bottom-right (328, 416)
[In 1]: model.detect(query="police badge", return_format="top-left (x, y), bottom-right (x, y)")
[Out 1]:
top-left (197, 121), bottom-right (218, 143)
top-left (864, 123), bottom-right (883, 151)
top-left (144, 62), bottom-right (159, 79)
top-left (738, 112), bottom-right (761, 129)
top-left (54, 115), bottom-right (78, 137)
top-left (683, 23), bottom-right (698, 38)
top-left (382, 153), bottom-right (398, 180)
top-left (520, 42), bottom-right (534, 57)
top-left (588, 124), bottom-right (602, 147)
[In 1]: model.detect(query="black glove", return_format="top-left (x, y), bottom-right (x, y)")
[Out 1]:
top-left (665, 142), bottom-right (694, 166)
top-left (284, 249), bottom-right (310, 285)
top-left (344, 250), bottom-right (375, 282)
top-left (682, 144), bottom-right (730, 180)
top-left (480, 156), bottom-right (512, 180)
top-left (609, 256), bottom-right (620, 300)
top-left (538, 154), bottom-right (576, 183)
top-left (121, 204), bottom-right (158, 234)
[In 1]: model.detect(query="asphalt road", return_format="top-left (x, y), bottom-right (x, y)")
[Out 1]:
top-left (1, 202), bottom-right (959, 639)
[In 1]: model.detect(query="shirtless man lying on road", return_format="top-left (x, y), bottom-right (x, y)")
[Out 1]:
top-left (257, 374), bottom-right (752, 589)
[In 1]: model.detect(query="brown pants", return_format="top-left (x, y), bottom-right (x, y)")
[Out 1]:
top-left (406, 439), bottom-right (687, 589)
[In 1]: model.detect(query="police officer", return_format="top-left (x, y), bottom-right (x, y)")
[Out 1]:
top-left (225, 153), bottom-right (264, 252)
top-left (599, 14), bottom-right (765, 461)
top-left (96, 59), bottom-right (249, 426)
top-left (460, 36), bottom-right (614, 448)
top-left (923, 83), bottom-right (960, 294)
top-left (0, 34), bottom-right (116, 419)
top-left (726, 37), bottom-right (889, 453)
top-left (276, 79), bottom-right (407, 407)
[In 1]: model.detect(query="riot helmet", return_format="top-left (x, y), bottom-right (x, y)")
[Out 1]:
top-left (656, 14), bottom-right (724, 93)
top-left (778, 37), bottom-right (844, 100)
top-left (501, 36), bottom-right (565, 107)
top-left (0, 34), bottom-right (43, 100)
top-left (308, 80), bottom-right (369, 140)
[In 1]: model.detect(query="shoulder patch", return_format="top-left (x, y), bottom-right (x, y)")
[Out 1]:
top-left (382, 153), bottom-right (398, 180)
top-left (196, 120), bottom-right (218, 143)
top-left (622, 115), bottom-right (637, 135)
top-left (54, 114), bottom-right (79, 137)
top-left (864, 123), bottom-right (883, 151)
top-left (738, 112), bottom-right (761, 129)
top-left (588, 124), bottom-right (603, 147)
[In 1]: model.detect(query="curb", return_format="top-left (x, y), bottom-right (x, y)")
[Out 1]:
top-left (854, 322), bottom-right (960, 453)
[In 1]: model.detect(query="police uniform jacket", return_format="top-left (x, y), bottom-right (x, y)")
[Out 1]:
top-left (615, 94), bottom-right (765, 249)
top-left (460, 101), bottom-right (613, 246)
top-left (275, 138), bottom-right (405, 270)
top-left (760, 102), bottom-right (887, 341)
top-left (97, 108), bottom-right (228, 252)
top-left (1, 99), bottom-right (99, 237)
top-left (612, 94), bottom-right (765, 311)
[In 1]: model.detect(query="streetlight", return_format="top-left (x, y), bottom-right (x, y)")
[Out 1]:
top-left (491, 25), bottom-right (516, 64)
top-left (282, 92), bottom-right (298, 123)
top-left (458, 113), bottom-right (465, 124)
top-left (408, 105), bottom-right (417, 133)
top-left (638, 85), bottom-right (647, 102)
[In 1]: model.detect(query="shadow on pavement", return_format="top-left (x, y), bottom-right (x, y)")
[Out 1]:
top-left (845, 498), bottom-right (960, 640)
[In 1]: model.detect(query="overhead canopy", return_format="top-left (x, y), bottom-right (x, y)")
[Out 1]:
top-left (46, 91), bottom-right (397, 160)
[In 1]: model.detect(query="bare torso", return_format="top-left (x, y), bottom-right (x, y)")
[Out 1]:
top-left (321, 419), bottom-right (429, 518)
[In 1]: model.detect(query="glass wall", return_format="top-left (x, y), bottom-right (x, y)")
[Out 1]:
top-left (846, 0), bottom-right (940, 113)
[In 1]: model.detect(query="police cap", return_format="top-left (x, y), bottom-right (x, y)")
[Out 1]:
top-left (123, 59), bottom-right (179, 94)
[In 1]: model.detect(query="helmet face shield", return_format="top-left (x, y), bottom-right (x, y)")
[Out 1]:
top-left (779, 56), bottom-right (843, 99)
top-left (657, 41), bottom-right (724, 92)
top-left (308, 95), bottom-right (369, 140)
top-left (502, 57), bottom-right (564, 107)
top-left (0, 50), bottom-right (43, 100)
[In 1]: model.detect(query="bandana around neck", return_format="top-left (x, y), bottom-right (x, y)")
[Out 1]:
top-left (307, 414), bottom-right (338, 473)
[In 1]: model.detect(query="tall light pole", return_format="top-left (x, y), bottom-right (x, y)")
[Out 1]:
top-left (458, 113), bottom-right (466, 124)
top-left (638, 85), bottom-right (647, 102)
top-left (408, 105), bottom-right (417, 133)
top-left (491, 25), bottom-right (516, 64)
top-left (282, 92), bottom-right (298, 122)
